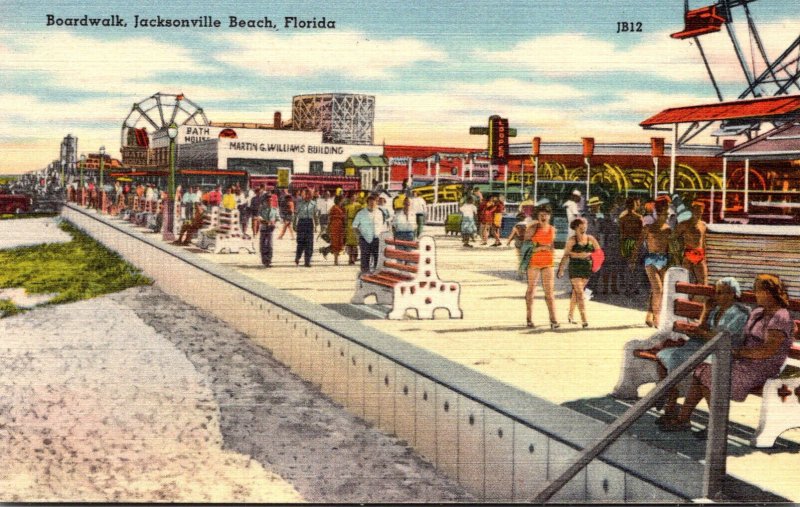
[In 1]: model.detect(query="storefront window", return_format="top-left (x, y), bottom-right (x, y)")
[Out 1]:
top-left (227, 158), bottom-right (293, 175)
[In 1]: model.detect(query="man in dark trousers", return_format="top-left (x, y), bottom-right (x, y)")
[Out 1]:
top-left (293, 187), bottom-right (317, 267)
top-left (257, 192), bottom-right (278, 267)
top-left (352, 194), bottom-right (386, 273)
top-left (250, 185), bottom-right (267, 238)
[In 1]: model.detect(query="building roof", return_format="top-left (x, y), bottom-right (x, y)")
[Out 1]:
top-left (383, 145), bottom-right (483, 159)
top-left (640, 95), bottom-right (800, 127)
top-left (718, 121), bottom-right (800, 160)
top-left (345, 154), bottom-right (389, 168)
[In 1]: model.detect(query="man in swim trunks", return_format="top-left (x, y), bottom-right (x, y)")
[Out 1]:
top-left (640, 199), bottom-right (671, 328)
top-left (619, 197), bottom-right (643, 295)
top-left (672, 201), bottom-right (708, 286)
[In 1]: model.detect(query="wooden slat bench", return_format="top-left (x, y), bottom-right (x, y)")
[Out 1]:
top-left (612, 267), bottom-right (800, 447)
top-left (351, 232), bottom-right (462, 320)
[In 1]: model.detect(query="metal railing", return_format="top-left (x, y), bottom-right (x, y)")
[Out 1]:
top-left (425, 201), bottom-right (523, 225)
top-left (425, 202), bottom-right (459, 224)
top-left (534, 331), bottom-right (733, 503)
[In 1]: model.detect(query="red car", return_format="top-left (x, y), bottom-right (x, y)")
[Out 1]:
top-left (0, 190), bottom-right (32, 214)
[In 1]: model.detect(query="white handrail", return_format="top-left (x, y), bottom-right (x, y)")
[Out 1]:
top-left (425, 202), bottom-right (459, 224)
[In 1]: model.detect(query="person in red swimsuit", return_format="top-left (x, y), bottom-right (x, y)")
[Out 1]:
top-left (673, 201), bottom-right (708, 286)
top-left (524, 204), bottom-right (560, 330)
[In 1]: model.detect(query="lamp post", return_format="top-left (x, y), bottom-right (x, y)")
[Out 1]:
top-left (99, 146), bottom-right (106, 213)
top-left (532, 136), bottom-right (541, 204)
top-left (162, 123), bottom-right (178, 241)
top-left (582, 137), bottom-right (594, 204)
top-left (651, 137), bottom-right (665, 199)
top-left (79, 153), bottom-right (86, 205)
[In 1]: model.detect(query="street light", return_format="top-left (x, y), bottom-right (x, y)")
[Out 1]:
top-left (162, 123), bottom-right (179, 241)
top-left (79, 153), bottom-right (86, 205)
top-left (98, 146), bottom-right (106, 212)
top-left (167, 123), bottom-right (178, 198)
top-left (79, 154), bottom-right (86, 187)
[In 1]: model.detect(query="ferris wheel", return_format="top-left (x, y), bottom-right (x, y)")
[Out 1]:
top-left (120, 92), bottom-right (209, 148)
top-left (673, 0), bottom-right (800, 100)
top-left (671, 0), bottom-right (800, 141)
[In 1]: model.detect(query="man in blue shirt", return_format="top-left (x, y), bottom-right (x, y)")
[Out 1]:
top-left (293, 187), bottom-right (317, 267)
top-left (352, 194), bottom-right (386, 273)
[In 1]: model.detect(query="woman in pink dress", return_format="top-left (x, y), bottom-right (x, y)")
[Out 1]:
top-left (662, 274), bottom-right (794, 433)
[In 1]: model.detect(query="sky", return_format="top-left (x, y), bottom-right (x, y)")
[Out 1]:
top-left (0, 0), bottom-right (798, 173)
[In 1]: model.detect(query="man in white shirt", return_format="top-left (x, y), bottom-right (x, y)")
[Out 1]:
top-left (459, 195), bottom-right (478, 247)
top-left (316, 190), bottom-right (332, 233)
top-left (393, 197), bottom-right (416, 243)
top-left (352, 194), bottom-right (386, 273)
top-left (145, 183), bottom-right (157, 202)
top-left (563, 189), bottom-right (582, 238)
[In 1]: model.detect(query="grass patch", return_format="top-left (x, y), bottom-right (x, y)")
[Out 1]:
top-left (0, 298), bottom-right (23, 318)
top-left (0, 212), bottom-right (59, 220)
top-left (0, 220), bottom-right (152, 315)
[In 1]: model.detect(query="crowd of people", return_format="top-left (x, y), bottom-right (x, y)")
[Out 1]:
top-left (164, 184), bottom-right (424, 271)
top-left (479, 188), bottom-right (713, 330)
top-left (79, 180), bottom-right (715, 332)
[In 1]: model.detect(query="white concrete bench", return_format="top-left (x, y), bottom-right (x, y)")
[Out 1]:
top-left (351, 232), bottom-right (462, 320)
top-left (199, 208), bottom-right (255, 254)
top-left (195, 206), bottom-right (220, 250)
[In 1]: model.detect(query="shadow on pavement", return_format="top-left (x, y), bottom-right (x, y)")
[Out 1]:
top-left (561, 395), bottom-right (796, 502)
top-left (433, 323), bottom-right (648, 334)
top-left (562, 395), bottom-right (800, 459)
top-left (322, 303), bottom-right (387, 320)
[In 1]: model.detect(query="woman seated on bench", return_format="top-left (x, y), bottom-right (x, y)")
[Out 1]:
top-left (662, 274), bottom-right (795, 434)
top-left (655, 277), bottom-right (750, 426)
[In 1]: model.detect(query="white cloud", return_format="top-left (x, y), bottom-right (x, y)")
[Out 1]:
top-left (0, 29), bottom-right (216, 93)
top-left (0, 93), bottom-right (127, 127)
top-left (451, 79), bottom-right (591, 101)
top-left (0, 93), bottom-right (134, 171)
top-left (587, 91), bottom-right (715, 116)
top-left (212, 31), bottom-right (446, 79)
top-left (474, 18), bottom-right (800, 87)
top-left (374, 90), bottom-right (597, 148)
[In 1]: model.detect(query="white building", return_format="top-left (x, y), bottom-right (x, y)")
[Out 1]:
top-left (158, 125), bottom-right (384, 177)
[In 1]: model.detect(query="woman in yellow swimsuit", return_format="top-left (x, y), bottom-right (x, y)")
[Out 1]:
top-left (524, 204), bottom-right (560, 329)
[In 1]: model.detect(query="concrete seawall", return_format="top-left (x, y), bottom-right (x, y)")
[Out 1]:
top-left (62, 203), bottom-right (701, 502)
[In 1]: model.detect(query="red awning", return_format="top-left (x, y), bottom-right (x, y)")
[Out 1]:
top-left (640, 95), bottom-right (800, 127)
